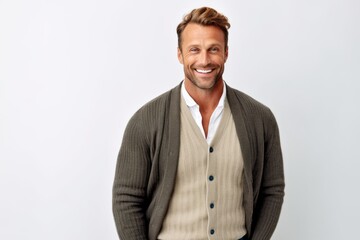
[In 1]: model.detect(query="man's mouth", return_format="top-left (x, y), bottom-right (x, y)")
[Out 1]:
top-left (195, 69), bottom-right (214, 74)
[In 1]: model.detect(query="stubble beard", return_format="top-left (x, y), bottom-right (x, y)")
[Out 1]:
top-left (185, 65), bottom-right (224, 90)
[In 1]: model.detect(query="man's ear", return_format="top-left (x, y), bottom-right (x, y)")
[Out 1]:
top-left (225, 46), bottom-right (229, 62)
top-left (177, 47), bottom-right (184, 64)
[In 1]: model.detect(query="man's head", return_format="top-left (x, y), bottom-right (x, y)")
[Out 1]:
top-left (177, 7), bottom-right (231, 91)
top-left (177, 7), bottom-right (231, 51)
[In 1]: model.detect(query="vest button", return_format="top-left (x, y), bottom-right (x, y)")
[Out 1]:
top-left (209, 147), bottom-right (214, 153)
top-left (210, 203), bottom-right (215, 209)
top-left (209, 175), bottom-right (214, 181)
top-left (210, 229), bottom-right (215, 235)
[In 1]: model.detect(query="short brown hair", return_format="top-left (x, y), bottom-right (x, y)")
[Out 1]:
top-left (176, 7), bottom-right (231, 50)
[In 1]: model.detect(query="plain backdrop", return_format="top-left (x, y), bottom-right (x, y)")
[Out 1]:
top-left (1, 0), bottom-right (359, 239)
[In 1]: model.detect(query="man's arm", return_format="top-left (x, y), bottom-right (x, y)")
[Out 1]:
top-left (251, 110), bottom-right (285, 240)
top-left (113, 114), bottom-right (151, 240)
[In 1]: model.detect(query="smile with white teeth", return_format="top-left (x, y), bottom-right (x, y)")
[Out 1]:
top-left (195, 69), bottom-right (213, 73)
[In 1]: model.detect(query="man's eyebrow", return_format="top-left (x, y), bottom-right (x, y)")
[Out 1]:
top-left (186, 43), bottom-right (222, 49)
top-left (186, 44), bottom-right (200, 49)
top-left (208, 44), bottom-right (222, 48)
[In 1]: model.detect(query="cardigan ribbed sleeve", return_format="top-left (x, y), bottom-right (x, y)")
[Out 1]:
top-left (112, 107), bottom-right (152, 240)
top-left (250, 108), bottom-right (285, 240)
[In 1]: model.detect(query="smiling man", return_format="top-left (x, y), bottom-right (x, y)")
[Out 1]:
top-left (113, 7), bottom-right (285, 240)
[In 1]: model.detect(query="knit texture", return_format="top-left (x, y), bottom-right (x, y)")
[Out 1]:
top-left (112, 82), bottom-right (285, 240)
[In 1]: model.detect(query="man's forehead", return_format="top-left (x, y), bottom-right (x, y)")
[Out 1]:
top-left (182, 23), bottom-right (223, 34)
top-left (182, 24), bottom-right (225, 42)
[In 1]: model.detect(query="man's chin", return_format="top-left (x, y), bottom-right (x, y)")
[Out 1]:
top-left (188, 78), bottom-right (219, 90)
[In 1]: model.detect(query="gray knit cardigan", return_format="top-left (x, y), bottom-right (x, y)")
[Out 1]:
top-left (113, 83), bottom-right (285, 240)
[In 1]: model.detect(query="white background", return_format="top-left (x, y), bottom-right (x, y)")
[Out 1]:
top-left (1, 0), bottom-right (359, 239)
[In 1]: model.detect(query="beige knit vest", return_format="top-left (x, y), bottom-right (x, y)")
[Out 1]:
top-left (157, 96), bottom-right (246, 240)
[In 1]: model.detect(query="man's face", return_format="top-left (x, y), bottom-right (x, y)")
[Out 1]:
top-left (178, 23), bottom-right (228, 91)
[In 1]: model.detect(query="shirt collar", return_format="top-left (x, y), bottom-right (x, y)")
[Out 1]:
top-left (181, 80), bottom-right (227, 108)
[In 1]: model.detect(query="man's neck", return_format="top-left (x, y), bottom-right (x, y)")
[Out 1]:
top-left (184, 79), bottom-right (224, 111)
top-left (184, 79), bottom-right (224, 137)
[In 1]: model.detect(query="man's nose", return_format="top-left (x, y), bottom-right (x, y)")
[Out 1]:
top-left (198, 51), bottom-right (211, 66)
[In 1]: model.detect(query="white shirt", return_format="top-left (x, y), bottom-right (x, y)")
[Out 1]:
top-left (181, 81), bottom-right (227, 145)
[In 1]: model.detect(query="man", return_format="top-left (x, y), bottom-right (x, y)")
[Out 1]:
top-left (113, 6), bottom-right (285, 240)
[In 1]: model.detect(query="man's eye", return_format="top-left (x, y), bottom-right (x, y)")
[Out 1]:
top-left (210, 47), bottom-right (219, 52)
top-left (190, 48), bottom-right (199, 53)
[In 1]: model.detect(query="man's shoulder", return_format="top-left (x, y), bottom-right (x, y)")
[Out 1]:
top-left (129, 84), bottom-right (181, 123)
top-left (139, 84), bottom-right (180, 111)
top-left (227, 85), bottom-right (279, 132)
top-left (227, 85), bottom-right (271, 113)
